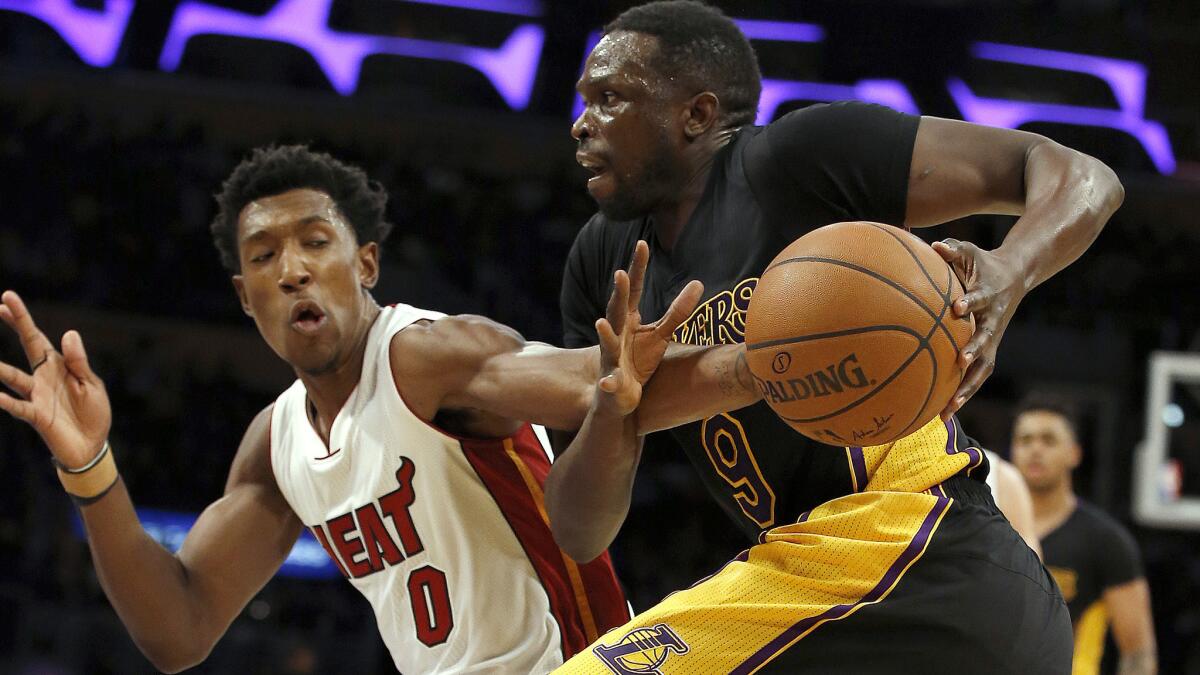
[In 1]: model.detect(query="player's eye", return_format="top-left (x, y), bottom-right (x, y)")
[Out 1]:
top-left (250, 251), bottom-right (273, 263)
top-left (306, 240), bottom-right (329, 249)
top-left (602, 91), bottom-right (618, 104)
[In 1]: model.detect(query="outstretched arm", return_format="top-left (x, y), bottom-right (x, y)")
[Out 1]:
top-left (391, 242), bottom-right (706, 436)
top-left (904, 118), bottom-right (1123, 416)
top-left (0, 291), bottom-right (301, 673)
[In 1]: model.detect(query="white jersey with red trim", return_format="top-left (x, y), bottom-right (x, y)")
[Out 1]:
top-left (269, 304), bottom-right (628, 674)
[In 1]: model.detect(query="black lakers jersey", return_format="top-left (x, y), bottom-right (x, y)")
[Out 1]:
top-left (561, 101), bottom-right (986, 540)
top-left (1042, 500), bottom-right (1144, 674)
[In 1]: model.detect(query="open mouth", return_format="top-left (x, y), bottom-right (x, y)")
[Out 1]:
top-left (289, 300), bottom-right (328, 334)
top-left (576, 153), bottom-right (608, 181)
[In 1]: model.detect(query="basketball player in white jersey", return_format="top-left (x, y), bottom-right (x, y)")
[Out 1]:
top-left (0, 145), bottom-right (746, 674)
top-left (984, 448), bottom-right (1042, 558)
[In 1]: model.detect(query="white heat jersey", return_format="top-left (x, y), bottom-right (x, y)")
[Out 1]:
top-left (984, 449), bottom-right (1001, 500)
top-left (270, 304), bottom-right (629, 674)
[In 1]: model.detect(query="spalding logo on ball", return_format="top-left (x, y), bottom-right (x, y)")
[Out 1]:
top-left (744, 221), bottom-right (973, 447)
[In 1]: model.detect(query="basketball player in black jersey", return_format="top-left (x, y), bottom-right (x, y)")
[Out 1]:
top-left (1012, 394), bottom-right (1156, 675)
top-left (547, 2), bottom-right (1124, 673)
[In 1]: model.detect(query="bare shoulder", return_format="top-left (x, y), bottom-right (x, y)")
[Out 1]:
top-left (389, 315), bottom-right (525, 379)
top-left (388, 315), bottom-right (527, 418)
top-left (224, 404), bottom-right (276, 494)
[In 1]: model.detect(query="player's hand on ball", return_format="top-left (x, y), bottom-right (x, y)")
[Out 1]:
top-left (595, 241), bottom-right (703, 416)
top-left (0, 291), bottom-right (111, 467)
top-left (931, 239), bottom-right (1026, 419)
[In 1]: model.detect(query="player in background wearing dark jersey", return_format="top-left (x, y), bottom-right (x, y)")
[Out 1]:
top-left (1012, 393), bottom-right (1156, 675)
top-left (547, 2), bottom-right (1124, 673)
top-left (0, 146), bottom-right (758, 673)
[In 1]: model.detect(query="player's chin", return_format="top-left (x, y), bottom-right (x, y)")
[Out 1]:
top-left (586, 171), bottom-right (616, 202)
top-left (594, 190), bottom-right (647, 222)
top-left (284, 336), bottom-right (339, 374)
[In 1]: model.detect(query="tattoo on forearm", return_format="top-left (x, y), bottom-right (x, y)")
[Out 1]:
top-left (716, 360), bottom-right (736, 398)
top-left (715, 350), bottom-right (758, 399)
top-left (734, 351), bottom-right (756, 395)
top-left (1118, 649), bottom-right (1156, 675)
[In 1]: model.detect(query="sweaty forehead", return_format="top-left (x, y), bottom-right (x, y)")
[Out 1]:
top-left (579, 31), bottom-right (661, 88)
top-left (238, 188), bottom-right (348, 241)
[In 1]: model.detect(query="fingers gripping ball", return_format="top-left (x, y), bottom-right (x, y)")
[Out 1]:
top-left (744, 222), bottom-right (974, 446)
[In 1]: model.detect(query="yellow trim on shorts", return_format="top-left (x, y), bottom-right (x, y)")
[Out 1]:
top-left (554, 490), bottom-right (951, 674)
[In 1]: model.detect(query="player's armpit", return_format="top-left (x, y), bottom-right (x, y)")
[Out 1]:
top-left (635, 343), bottom-right (760, 434)
top-left (1105, 578), bottom-right (1158, 675)
top-left (79, 405), bottom-right (302, 673)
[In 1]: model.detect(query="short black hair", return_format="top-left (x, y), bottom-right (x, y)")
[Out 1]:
top-left (210, 144), bottom-right (392, 272)
top-left (1015, 391), bottom-right (1081, 440)
top-left (605, 0), bottom-right (762, 127)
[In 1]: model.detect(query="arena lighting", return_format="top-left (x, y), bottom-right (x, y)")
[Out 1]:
top-left (70, 507), bottom-right (342, 579)
top-left (0, 0), bottom-right (134, 67)
top-left (734, 18), bottom-right (825, 43)
top-left (730, 20), bottom-right (924, 123)
top-left (159, 0), bottom-right (546, 108)
top-left (757, 79), bottom-right (920, 122)
top-left (949, 42), bottom-right (1176, 174)
top-left (3, 2), bottom-right (1177, 170)
top-left (403, 0), bottom-right (544, 17)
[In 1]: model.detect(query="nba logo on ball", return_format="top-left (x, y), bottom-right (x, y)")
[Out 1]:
top-left (593, 623), bottom-right (689, 674)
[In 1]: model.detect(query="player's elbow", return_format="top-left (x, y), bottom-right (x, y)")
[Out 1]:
top-left (1086, 153), bottom-right (1125, 215)
top-left (554, 525), bottom-right (606, 564)
top-left (141, 639), bottom-right (214, 674)
top-left (544, 489), bottom-right (605, 563)
top-left (1065, 146), bottom-right (1124, 218)
top-left (135, 622), bottom-right (222, 673)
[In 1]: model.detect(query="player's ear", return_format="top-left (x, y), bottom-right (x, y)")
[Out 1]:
top-left (358, 242), bottom-right (380, 289)
top-left (231, 275), bottom-right (253, 317)
top-left (683, 91), bottom-right (720, 140)
top-left (1068, 441), bottom-right (1082, 469)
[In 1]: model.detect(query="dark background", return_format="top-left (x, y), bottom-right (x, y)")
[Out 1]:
top-left (0, 1), bottom-right (1198, 673)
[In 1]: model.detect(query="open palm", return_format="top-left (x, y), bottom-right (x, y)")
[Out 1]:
top-left (596, 241), bottom-right (703, 415)
top-left (0, 291), bottom-right (111, 468)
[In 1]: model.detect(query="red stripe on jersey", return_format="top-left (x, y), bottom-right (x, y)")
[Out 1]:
top-left (460, 425), bottom-right (630, 659)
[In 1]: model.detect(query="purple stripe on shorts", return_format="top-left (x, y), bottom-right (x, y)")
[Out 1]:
top-left (849, 446), bottom-right (868, 491)
top-left (943, 417), bottom-right (984, 473)
top-left (729, 495), bottom-right (951, 675)
top-left (683, 549), bottom-right (752, 593)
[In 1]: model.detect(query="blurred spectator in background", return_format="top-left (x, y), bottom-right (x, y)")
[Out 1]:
top-left (1012, 392), bottom-right (1157, 675)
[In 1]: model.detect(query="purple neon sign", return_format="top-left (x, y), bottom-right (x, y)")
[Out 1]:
top-left (403, 0), bottom-right (544, 17)
top-left (0, 2), bottom-right (1177, 173)
top-left (159, 0), bottom-right (545, 109)
top-left (949, 42), bottom-right (1175, 174)
top-left (0, 0), bottom-right (133, 67)
top-left (730, 19), bottom-right (915, 124)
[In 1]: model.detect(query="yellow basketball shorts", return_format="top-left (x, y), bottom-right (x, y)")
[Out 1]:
top-left (555, 476), bottom-right (1070, 675)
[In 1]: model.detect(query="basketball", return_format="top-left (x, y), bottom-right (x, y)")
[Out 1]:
top-left (744, 221), bottom-right (974, 447)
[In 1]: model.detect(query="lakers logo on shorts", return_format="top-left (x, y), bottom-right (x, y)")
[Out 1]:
top-left (593, 623), bottom-right (689, 675)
